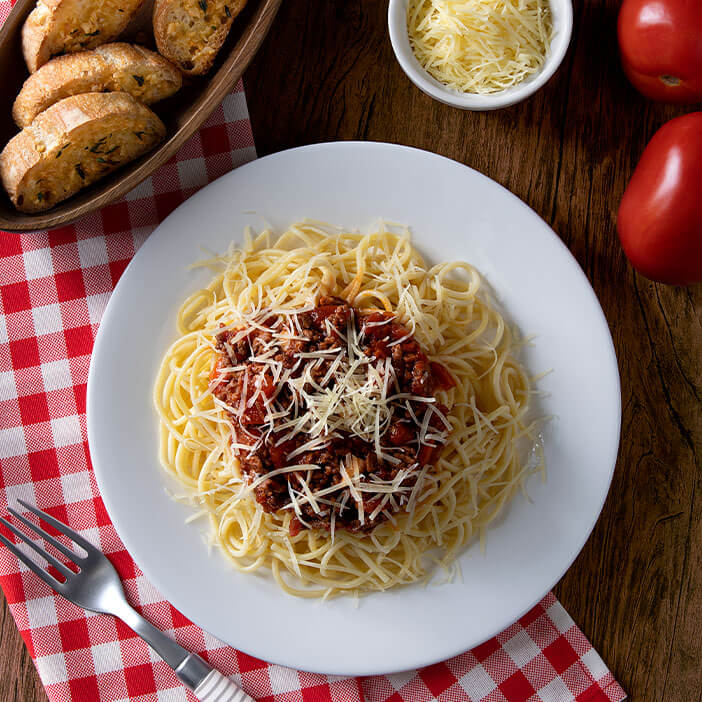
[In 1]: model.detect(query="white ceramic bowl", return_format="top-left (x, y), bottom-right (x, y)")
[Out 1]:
top-left (388, 0), bottom-right (574, 111)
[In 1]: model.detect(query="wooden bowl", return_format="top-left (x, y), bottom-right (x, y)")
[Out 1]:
top-left (0, 0), bottom-right (281, 232)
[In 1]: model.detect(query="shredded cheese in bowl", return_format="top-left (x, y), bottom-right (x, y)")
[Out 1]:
top-left (407, 0), bottom-right (553, 95)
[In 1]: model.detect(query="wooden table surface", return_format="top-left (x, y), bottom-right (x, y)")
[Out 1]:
top-left (1, 1), bottom-right (700, 700)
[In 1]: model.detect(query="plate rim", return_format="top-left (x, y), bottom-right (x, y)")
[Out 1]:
top-left (87, 140), bottom-right (621, 675)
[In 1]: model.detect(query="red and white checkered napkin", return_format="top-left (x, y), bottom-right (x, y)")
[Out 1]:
top-left (0, 20), bottom-right (626, 702)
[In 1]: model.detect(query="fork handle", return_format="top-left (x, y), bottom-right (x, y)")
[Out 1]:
top-left (195, 670), bottom-right (256, 702)
top-left (115, 603), bottom-right (254, 701)
top-left (174, 652), bottom-right (254, 702)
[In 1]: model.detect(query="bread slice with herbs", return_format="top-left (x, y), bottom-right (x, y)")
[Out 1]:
top-left (0, 92), bottom-right (166, 213)
top-left (153, 0), bottom-right (246, 75)
top-left (13, 43), bottom-right (182, 128)
top-left (22, 0), bottom-right (147, 73)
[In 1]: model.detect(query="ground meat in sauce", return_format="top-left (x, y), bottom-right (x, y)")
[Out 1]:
top-left (210, 297), bottom-right (454, 534)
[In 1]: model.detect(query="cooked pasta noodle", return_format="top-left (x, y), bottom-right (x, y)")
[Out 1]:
top-left (153, 220), bottom-right (543, 598)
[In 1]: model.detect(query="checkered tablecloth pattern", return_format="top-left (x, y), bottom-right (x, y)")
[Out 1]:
top-left (0, 5), bottom-right (626, 699)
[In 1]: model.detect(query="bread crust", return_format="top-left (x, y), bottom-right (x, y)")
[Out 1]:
top-left (153, 0), bottom-right (246, 75)
top-left (1, 92), bottom-right (166, 213)
top-left (22, 0), bottom-right (147, 73)
top-left (13, 43), bottom-right (182, 127)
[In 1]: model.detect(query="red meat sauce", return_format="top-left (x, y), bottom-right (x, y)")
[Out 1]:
top-left (209, 297), bottom-right (455, 535)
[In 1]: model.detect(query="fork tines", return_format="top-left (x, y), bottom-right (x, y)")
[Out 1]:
top-left (0, 500), bottom-right (93, 592)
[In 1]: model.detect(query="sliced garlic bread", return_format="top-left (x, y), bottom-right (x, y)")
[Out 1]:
top-left (153, 0), bottom-right (246, 75)
top-left (13, 43), bottom-right (182, 127)
top-left (1, 92), bottom-right (165, 213)
top-left (22, 0), bottom-right (147, 73)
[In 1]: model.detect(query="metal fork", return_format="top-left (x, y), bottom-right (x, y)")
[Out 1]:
top-left (0, 500), bottom-right (254, 702)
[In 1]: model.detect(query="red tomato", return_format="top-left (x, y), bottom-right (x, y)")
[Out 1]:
top-left (617, 112), bottom-right (702, 285)
top-left (268, 439), bottom-right (297, 468)
top-left (361, 312), bottom-right (393, 338)
top-left (388, 423), bottom-right (414, 445)
top-left (417, 444), bottom-right (439, 467)
top-left (289, 517), bottom-right (303, 538)
top-left (430, 362), bottom-right (456, 390)
top-left (618, 0), bottom-right (702, 103)
top-left (309, 303), bottom-right (350, 327)
top-left (241, 371), bottom-right (275, 425)
top-left (208, 356), bottom-right (226, 391)
top-left (389, 321), bottom-right (410, 340)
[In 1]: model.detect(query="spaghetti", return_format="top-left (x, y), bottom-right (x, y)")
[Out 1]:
top-left (153, 221), bottom-right (543, 597)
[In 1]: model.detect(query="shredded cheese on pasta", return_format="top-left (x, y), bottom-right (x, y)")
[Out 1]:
top-left (407, 0), bottom-right (553, 94)
top-left (153, 221), bottom-right (544, 598)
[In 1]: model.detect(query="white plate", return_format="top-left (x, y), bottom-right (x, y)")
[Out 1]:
top-left (87, 142), bottom-right (620, 676)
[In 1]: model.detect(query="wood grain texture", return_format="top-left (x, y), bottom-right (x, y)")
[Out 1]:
top-left (0, 594), bottom-right (45, 701)
top-left (1, 0), bottom-right (700, 699)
